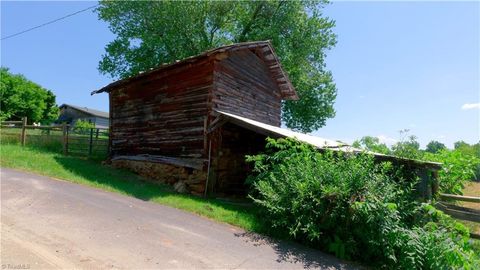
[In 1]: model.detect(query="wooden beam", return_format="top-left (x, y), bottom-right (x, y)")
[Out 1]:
top-left (111, 154), bottom-right (205, 170)
top-left (21, 117), bottom-right (27, 146)
top-left (436, 202), bottom-right (480, 223)
top-left (440, 193), bottom-right (480, 203)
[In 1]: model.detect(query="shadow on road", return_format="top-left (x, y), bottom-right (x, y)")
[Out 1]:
top-left (52, 155), bottom-right (258, 218)
top-left (234, 231), bottom-right (361, 270)
top-left (53, 155), bottom-right (360, 269)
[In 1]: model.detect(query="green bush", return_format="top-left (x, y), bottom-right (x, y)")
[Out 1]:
top-left (73, 120), bottom-right (95, 135)
top-left (247, 138), bottom-right (479, 269)
top-left (424, 149), bottom-right (480, 194)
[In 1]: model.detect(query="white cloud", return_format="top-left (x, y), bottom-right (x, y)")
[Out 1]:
top-left (377, 135), bottom-right (398, 146)
top-left (461, 103), bottom-right (480, 110)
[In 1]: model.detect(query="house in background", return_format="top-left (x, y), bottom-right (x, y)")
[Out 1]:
top-left (92, 41), bottom-right (440, 197)
top-left (57, 104), bottom-right (109, 129)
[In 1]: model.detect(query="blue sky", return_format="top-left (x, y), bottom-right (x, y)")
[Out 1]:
top-left (1, 1), bottom-right (479, 148)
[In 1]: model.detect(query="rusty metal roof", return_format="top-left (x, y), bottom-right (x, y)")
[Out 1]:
top-left (91, 41), bottom-right (298, 100)
top-left (215, 110), bottom-right (442, 170)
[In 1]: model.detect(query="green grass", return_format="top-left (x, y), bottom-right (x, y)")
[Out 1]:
top-left (0, 143), bottom-right (263, 232)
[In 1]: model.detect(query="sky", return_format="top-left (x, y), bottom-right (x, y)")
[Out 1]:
top-left (1, 1), bottom-right (479, 148)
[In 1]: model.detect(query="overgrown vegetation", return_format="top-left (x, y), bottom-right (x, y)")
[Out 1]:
top-left (247, 138), bottom-right (479, 269)
top-left (353, 133), bottom-right (480, 194)
top-left (424, 150), bottom-right (480, 195)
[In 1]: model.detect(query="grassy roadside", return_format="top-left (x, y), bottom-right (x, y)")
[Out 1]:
top-left (0, 143), bottom-right (263, 232)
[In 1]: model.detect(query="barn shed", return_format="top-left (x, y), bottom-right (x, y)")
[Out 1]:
top-left (92, 41), bottom-right (441, 197)
top-left (58, 104), bottom-right (109, 128)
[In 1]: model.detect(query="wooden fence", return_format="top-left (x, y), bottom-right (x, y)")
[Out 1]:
top-left (1, 117), bottom-right (109, 159)
top-left (437, 193), bottom-right (480, 240)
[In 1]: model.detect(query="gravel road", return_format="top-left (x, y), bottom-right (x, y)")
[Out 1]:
top-left (1, 168), bottom-right (359, 269)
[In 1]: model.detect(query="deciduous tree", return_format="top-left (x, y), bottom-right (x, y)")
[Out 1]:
top-left (0, 67), bottom-right (58, 123)
top-left (96, 0), bottom-right (337, 132)
top-left (352, 136), bottom-right (391, 154)
top-left (425, 140), bottom-right (446, 153)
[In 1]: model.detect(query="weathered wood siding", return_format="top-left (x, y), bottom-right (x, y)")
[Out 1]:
top-left (212, 49), bottom-right (283, 127)
top-left (109, 59), bottom-right (214, 159)
top-left (106, 46), bottom-right (290, 195)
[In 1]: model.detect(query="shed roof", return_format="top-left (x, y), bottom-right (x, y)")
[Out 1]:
top-left (91, 41), bottom-right (298, 100)
top-left (59, 104), bottom-right (109, 119)
top-left (215, 110), bottom-right (442, 170)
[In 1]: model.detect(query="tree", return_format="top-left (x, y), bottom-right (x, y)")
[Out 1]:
top-left (0, 67), bottom-right (58, 123)
top-left (96, 0), bottom-right (337, 132)
top-left (425, 140), bottom-right (446, 154)
top-left (454, 140), bottom-right (469, 150)
top-left (391, 130), bottom-right (421, 159)
top-left (352, 136), bottom-right (391, 154)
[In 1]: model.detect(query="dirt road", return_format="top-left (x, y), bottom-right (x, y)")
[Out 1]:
top-left (1, 168), bottom-right (358, 269)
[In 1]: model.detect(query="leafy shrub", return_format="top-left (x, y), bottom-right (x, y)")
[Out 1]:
top-left (73, 119), bottom-right (95, 134)
top-left (424, 149), bottom-right (480, 194)
top-left (247, 138), bottom-right (479, 269)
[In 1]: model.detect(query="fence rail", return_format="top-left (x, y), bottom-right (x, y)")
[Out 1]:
top-left (438, 193), bottom-right (480, 240)
top-left (1, 117), bottom-right (109, 159)
top-left (440, 193), bottom-right (480, 203)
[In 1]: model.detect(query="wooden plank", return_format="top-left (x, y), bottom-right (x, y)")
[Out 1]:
top-left (111, 155), bottom-right (205, 170)
top-left (62, 123), bottom-right (68, 155)
top-left (440, 193), bottom-right (480, 203)
top-left (24, 125), bottom-right (64, 130)
top-left (436, 203), bottom-right (480, 223)
top-left (438, 202), bottom-right (480, 215)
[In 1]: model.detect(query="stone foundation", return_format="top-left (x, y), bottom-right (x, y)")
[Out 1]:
top-left (111, 159), bottom-right (207, 195)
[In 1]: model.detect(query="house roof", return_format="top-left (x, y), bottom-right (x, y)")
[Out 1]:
top-left (215, 110), bottom-right (442, 170)
top-left (91, 41), bottom-right (298, 100)
top-left (59, 104), bottom-right (109, 119)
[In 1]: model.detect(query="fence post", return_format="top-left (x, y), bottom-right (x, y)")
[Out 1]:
top-left (62, 123), bottom-right (68, 155)
top-left (21, 117), bottom-right (27, 146)
top-left (89, 128), bottom-right (94, 156)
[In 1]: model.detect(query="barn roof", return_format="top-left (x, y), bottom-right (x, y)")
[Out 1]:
top-left (91, 41), bottom-right (298, 100)
top-left (59, 104), bottom-right (109, 119)
top-left (215, 110), bottom-right (442, 170)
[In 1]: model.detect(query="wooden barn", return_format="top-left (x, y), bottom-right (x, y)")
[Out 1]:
top-left (92, 41), bottom-right (441, 197)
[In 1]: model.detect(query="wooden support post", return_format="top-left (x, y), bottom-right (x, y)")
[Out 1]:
top-left (89, 128), bottom-right (94, 156)
top-left (62, 123), bottom-right (68, 155)
top-left (204, 139), bottom-right (212, 197)
top-left (95, 128), bottom-right (99, 139)
top-left (21, 117), bottom-right (27, 146)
